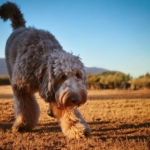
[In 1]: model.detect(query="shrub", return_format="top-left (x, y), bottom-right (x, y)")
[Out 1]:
top-left (0, 75), bottom-right (10, 85)
top-left (87, 71), bottom-right (132, 90)
top-left (130, 73), bottom-right (150, 89)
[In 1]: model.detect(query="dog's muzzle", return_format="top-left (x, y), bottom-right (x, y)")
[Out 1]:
top-left (66, 92), bottom-right (81, 105)
top-left (55, 90), bottom-right (87, 108)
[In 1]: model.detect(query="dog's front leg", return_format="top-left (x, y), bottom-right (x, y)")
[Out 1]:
top-left (51, 102), bottom-right (91, 139)
top-left (12, 87), bottom-right (40, 132)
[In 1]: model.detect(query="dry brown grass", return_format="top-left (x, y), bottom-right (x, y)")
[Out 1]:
top-left (0, 86), bottom-right (150, 149)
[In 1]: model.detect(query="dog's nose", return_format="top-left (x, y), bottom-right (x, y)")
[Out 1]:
top-left (71, 95), bottom-right (80, 104)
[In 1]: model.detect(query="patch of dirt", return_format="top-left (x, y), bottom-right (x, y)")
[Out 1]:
top-left (0, 86), bottom-right (150, 149)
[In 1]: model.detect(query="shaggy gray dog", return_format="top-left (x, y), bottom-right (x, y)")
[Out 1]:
top-left (0, 2), bottom-right (90, 139)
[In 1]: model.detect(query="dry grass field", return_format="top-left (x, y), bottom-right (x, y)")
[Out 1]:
top-left (0, 86), bottom-right (150, 149)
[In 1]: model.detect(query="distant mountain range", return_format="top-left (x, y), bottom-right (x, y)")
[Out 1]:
top-left (0, 58), bottom-right (8, 75)
top-left (0, 58), bottom-right (108, 75)
top-left (85, 67), bottom-right (108, 74)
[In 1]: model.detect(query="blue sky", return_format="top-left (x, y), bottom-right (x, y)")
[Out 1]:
top-left (0, 0), bottom-right (150, 78)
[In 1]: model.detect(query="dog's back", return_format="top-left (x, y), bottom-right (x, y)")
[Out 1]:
top-left (0, 2), bottom-right (62, 84)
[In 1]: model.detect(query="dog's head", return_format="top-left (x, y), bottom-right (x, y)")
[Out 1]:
top-left (39, 50), bottom-right (87, 109)
top-left (52, 51), bottom-right (87, 109)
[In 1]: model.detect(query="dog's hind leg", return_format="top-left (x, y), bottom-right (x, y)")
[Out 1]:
top-left (12, 87), bottom-right (40, 132)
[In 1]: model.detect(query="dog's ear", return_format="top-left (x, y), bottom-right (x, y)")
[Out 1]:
top-left (37, 64), bottom-right (55, 102)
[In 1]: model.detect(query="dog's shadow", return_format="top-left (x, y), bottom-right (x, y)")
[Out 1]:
top-left (0, 123), bottom-right (12, 131)
top-left (0, 115), bottom-right (14, 131)
top-left (33, 122), bottom-right (61, 133)
top-left (0, 115), bottom-right (61, 133)
top-left (0, 122), bottom-right (61, 133)
top-left (89, 120), bottom-right (150, 142)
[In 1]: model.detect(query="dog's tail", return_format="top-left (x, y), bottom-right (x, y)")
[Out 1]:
top-left (0, 1), bottom-right (26, 30)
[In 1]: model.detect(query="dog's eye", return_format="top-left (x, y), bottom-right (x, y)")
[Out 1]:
top-left (60, 75), bottom-right (67, 80)
top-left (76, 73), bottom-right (82, 79)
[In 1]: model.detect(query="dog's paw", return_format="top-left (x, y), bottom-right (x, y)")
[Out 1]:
top-left (47, 109), bottom-right (56, 118)
top-left (83, 128), bottom-right (91, 137)
top-left (62, 123), bottom-right (91, 139)
top-left (60, 109), bottom-right (91, 139)
top-left (12, 122), bottom-right (31, 132)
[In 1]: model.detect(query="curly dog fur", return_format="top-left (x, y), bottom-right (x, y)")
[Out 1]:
top-left (0, 2), bottom-right (90, 139)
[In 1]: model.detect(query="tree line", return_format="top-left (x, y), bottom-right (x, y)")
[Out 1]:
top-left (87, 71), bottom-right (150, 90)
top-left (0, 72), bottom-right (150, 90)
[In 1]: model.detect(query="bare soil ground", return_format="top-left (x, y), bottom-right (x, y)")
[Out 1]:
top-left (0, 86), bottom-right (150, 149)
